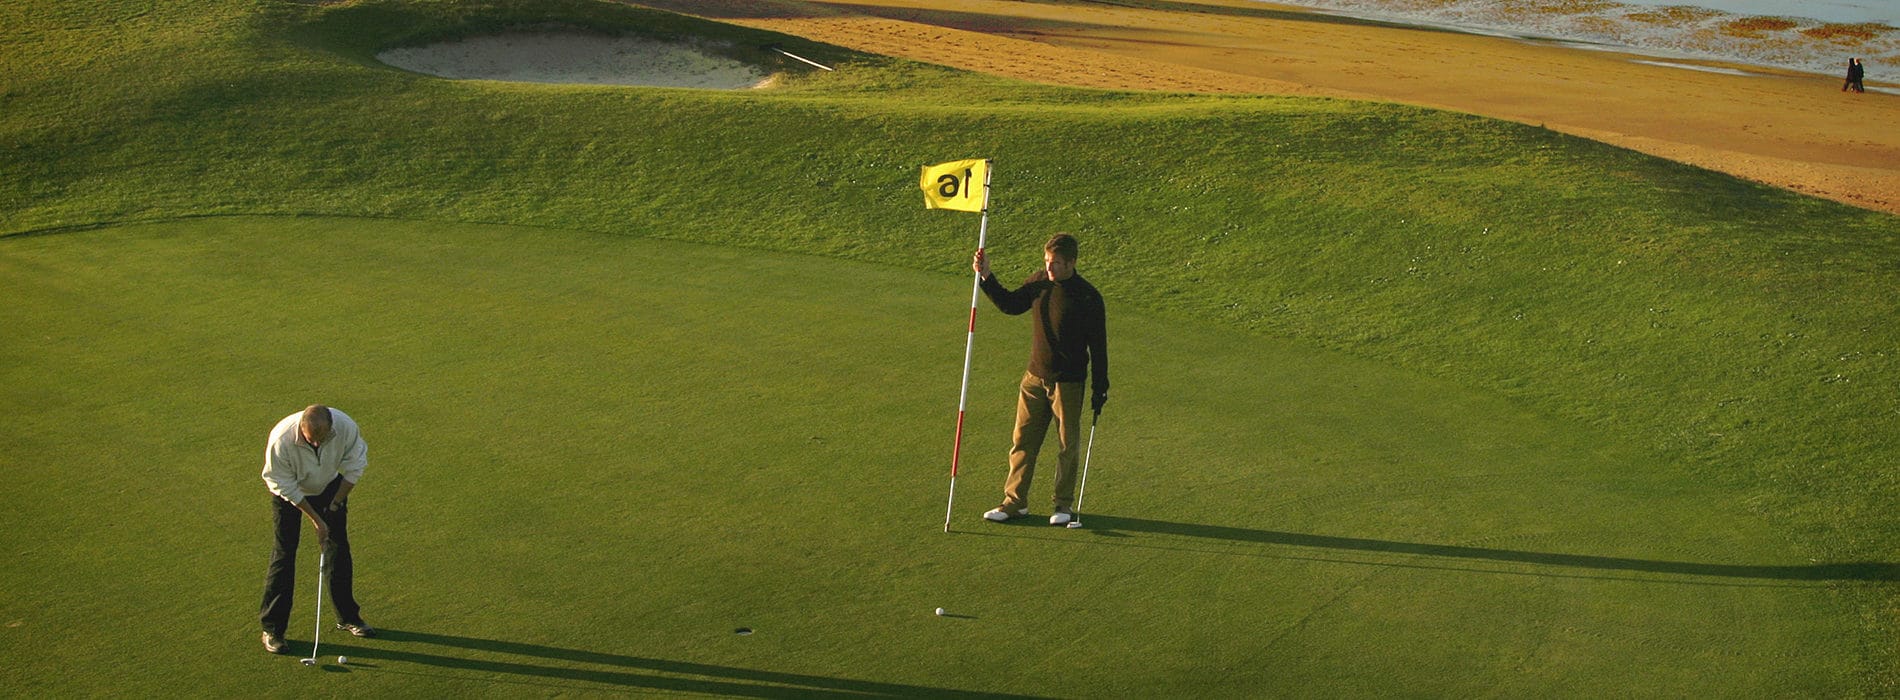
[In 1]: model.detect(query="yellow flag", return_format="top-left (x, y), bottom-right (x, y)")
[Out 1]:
top-left (920, 159), bottom-right (989, 212)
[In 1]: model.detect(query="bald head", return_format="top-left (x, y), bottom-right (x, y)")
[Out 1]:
top-left (299, 405), bottom-right (334, 446)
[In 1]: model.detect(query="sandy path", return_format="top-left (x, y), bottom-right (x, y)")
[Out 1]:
top-left (629, 0), bottom-right (1900, 215)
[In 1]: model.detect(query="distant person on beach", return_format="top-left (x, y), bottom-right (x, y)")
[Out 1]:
top-left (1843, 58), bottom-right (1865, 93)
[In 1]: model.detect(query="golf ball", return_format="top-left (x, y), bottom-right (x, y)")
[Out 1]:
top-left (934, 607), bottom-right (945, 616)
top-left (337, 656), bottom-right (348, 664)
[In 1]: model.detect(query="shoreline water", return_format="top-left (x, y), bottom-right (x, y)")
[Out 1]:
top-left (1261, 0), bottom-right (1899, 79)
top-left (1613, 0), bottom-right (1896, 25)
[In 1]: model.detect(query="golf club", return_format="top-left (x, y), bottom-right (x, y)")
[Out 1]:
top-left (301, 549), bottom-right (326, 666)
top-left (1066, 410), bottom-right (1099, 529)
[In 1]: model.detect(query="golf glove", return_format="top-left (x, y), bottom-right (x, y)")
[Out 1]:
top-left (1091, 391), bottom-right (1108, 414)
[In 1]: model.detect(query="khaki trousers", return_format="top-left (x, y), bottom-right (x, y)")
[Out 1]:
top-left (1002, 371), bottom-right (1086, 511)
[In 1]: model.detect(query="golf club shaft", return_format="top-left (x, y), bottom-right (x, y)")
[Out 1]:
top-left (1072, 413), bottom-right (1098, 519)
top-left (309, 549), bottom-right (326, 661)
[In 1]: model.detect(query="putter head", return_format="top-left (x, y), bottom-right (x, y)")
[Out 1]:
top-left (300, 658), bottom-right (317, 666)
top-left (1066, 520), bottom-right (1083, 529)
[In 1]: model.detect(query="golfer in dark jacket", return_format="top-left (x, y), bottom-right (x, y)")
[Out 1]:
top-left (972, 233), bottom-right (1109, 526)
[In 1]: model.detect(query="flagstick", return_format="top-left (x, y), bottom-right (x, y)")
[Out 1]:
top-left (945, 161), bottom-right (994, 533)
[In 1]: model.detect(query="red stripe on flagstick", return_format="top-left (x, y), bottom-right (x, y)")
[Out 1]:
top-left (966, 306), bottom-right (978, 333)
top-left (950, 410), bottom-right (967, 478)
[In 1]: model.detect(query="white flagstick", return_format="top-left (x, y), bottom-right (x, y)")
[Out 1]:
top-left (945, 161), bottom-right (994, 533)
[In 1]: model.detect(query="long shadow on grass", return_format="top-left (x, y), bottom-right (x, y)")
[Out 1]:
top-left (1077, 515), bottom-right (1899, 582)
top-left (322, 629), bottom-right (1047, 698)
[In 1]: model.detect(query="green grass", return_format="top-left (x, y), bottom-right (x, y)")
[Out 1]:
top-left (1, 217), bottom-right (1885, 697)
top-left (2, 0), bottom-right (1896, 696)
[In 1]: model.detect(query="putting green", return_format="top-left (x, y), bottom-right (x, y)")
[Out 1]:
top-left (0, 217), bottom-right (1879, 696)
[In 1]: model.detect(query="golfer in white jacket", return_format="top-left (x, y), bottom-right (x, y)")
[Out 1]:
top-left (258, 405), bottom-right (375, 654)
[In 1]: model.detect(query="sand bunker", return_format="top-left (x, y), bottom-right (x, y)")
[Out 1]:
top-left (377, 32), bottom-right (772, 89)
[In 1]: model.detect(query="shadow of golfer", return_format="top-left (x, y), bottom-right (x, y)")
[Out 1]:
top-left (320, 629), bottom-right (1047, 699)
top-left (1079, 514), bottom-right (1898, 582)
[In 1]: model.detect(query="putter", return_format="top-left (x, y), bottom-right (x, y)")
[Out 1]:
top-left (301, 549), bottom-right (327, 666)
top-left (1066, 411), bottom-right (1099, 529)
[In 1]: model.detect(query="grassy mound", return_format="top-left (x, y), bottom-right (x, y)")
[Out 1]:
top-left (1, 0), bottom-right (1895, 694)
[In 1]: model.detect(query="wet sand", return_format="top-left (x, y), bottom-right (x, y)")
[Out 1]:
top-left (632, 0), bottom-right (1900, 215)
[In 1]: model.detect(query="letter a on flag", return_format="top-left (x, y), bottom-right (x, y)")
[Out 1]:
top-left (921, 159), bottom-right (989, 212)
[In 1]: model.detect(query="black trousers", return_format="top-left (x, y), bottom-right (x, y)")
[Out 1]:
top-left (258, 476), bottom-right (362, 636)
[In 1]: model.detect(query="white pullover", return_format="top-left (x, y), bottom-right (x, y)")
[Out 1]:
top-left (262, 408), bottom-right (367, 505)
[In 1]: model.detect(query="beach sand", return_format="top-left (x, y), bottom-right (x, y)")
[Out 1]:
top-left (630, 0), bottom-right (1900, 215)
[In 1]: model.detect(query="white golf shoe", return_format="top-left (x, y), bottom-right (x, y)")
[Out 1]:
top-left (1049, 509), bottom-right (1074, 526)
top-left (983, 507), bottom-right (1028, 522)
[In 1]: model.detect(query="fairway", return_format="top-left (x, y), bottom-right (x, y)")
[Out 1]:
top-left (0, 218), bottom-right (1885, 696)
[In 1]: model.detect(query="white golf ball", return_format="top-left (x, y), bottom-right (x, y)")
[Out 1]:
top-left (336, 656), bottom-right (348, 664)
top-left (934, 607), bottom-right (945, 616)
